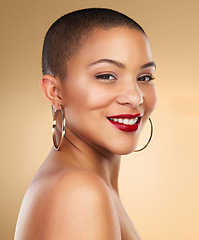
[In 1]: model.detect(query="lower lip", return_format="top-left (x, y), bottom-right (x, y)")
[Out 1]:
top-left (108, 118), bottom-right (141, 132)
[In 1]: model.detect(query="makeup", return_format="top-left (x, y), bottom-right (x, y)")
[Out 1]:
top-left (107, 114), bottom-right (142, 132)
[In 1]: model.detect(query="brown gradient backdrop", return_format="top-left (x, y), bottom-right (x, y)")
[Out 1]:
top-left (1, 0), bottom-right (199, 239)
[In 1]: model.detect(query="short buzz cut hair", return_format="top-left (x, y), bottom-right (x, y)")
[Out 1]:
top-left (42, 8), bottom-right (146, 80)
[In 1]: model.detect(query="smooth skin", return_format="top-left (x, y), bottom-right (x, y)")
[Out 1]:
top-left (15, 27), bottom-right (157, 240)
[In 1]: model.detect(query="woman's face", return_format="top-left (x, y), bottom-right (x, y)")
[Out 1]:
top-left (60, 27), bottom-right (157, 155)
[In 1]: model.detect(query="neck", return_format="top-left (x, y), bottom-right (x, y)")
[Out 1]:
top-left (60, 127), bottom-right (121, 194)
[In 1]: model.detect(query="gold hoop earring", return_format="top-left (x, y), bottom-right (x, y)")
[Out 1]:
top-left (134, 118), bottom-right (153, 152)
top-left (52, 106), bottom-right (66, 150)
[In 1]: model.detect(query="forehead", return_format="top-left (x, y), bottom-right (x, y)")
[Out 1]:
top-left (68, 27), bottom-right (153, 69)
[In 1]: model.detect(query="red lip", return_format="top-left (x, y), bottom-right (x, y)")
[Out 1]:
top-left (107, 113), bottom-right (142, 119)
top-left (107, 114), bottom-right (142, 132)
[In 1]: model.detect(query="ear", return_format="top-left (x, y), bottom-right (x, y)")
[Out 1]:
top-left (40, 74), bottom-right (62, 110)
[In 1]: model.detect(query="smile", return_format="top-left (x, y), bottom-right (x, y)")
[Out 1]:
top-left (108, 117), bottom-right (139, 125)
top-left (107, 114), bottom-right (142, 132)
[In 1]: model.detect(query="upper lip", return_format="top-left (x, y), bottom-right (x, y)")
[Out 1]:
top-left (107, 113), bottom-right (142, 119)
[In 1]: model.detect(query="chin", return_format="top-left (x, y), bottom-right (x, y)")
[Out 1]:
top-left (108, 143), bottom-right (137, 156)
top-left (114, 149), bottom-right (135, 156)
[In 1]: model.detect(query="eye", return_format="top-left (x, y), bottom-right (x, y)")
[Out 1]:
top-left (138, 75), bottom-right (155, 82)
top-left (95, 73), bottom-right (116, 81)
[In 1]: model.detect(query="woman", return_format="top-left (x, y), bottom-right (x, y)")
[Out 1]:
top-left (14, 8), bottom-right (157, 240)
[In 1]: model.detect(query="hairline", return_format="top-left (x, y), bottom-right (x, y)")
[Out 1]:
top-left (42, 8), bottom-right (147, 80)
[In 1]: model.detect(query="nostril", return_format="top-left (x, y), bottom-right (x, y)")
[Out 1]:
top-left (116, 88), bottom-right (143, 108)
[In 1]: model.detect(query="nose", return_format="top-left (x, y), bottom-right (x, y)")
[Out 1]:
top-left (116, 83), bottom-right (143, 108)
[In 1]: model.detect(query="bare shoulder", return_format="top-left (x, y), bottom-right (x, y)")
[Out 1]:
top-left (15, 169), bottom-right (121, 240)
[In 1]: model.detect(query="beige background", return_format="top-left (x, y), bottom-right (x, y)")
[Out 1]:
top-left (1, 0), bottom-right (199, 239)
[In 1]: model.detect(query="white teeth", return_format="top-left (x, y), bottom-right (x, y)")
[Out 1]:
top-left (123, 119), bottom-right (129, 125)
top-left (129, 119), bottom-right (135, 125)
top-left (109, 117), bottom-right (139, 125)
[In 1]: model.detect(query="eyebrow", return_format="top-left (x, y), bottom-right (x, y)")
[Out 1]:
top-left (140, 61), bottom-right (156, 70)
top-left (88, 58), bottom-right (156, 70)
top-left (88, 59), bottom-right (126, 69)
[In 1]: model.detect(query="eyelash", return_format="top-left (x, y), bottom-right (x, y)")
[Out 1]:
top-left (95, 73), bottom-right (155, 82)
top-left (95, 73), bottom-right (116, 81)
top-left (138, 75), bottom-right (155, 82)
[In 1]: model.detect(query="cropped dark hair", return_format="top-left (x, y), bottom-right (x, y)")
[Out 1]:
top-left (42, 8), bottom-right (146, 80)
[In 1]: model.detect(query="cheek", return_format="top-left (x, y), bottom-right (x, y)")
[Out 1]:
top-left (86, 87), bottom-right (117, 111)
top-left (62, 81), bottom-right (115, 115)
top-left (143, 83), bottom-right (157, 114)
